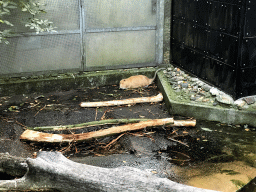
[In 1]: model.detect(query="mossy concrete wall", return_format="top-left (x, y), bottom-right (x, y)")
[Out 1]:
top-left (157, 71), bottom-right (256, 127)
top-left (0, 68), bottom-right (156, 97)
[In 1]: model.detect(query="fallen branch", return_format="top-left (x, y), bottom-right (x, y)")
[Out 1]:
top-left (80, 93), bottom-right (163, 107)
top-left (170, 119), bottom-right (196, 127)
top-left (27, 118), bottom-right (151, 131)
top-left (0, 151), bottom-right (218, 192)
top-left (168, 137), bottom-right (190, 148)
top-left (20, 118), bottom-right (175, 143)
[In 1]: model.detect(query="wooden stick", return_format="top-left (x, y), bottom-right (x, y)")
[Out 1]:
top-left (170, 119), bottom-right (196, 127)
top-left (80, 93), bottom-right (163, 107)
top-left (27, 119), bottom-right (151, 131)
top-left (20, 118), bottom-right (174, 143)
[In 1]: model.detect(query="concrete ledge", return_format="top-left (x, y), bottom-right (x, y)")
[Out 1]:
top-left (0, 68), bottom-right (156, 97)
top-left (157, 71), bottom-right (256, 127)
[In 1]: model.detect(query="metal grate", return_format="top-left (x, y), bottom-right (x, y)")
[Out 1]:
top-left (0, 0), bottom-right (165, 76)
top-left (171, 0), bottom-right (256, 99)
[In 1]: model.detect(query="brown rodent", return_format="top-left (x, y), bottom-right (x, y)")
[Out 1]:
top-left (119, 68), bottom-right (165, 89)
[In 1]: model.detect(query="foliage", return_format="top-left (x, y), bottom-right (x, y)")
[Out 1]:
top-left (0, 0), bottom-right (56, 44)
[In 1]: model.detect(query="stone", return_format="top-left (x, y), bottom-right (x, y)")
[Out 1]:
top-left (195, 96), bottom-right (204, 102)
top-left (212, 101), bottom-right (218, 106)
top-left (198, 81), bottom-right (204, 87)
top-left (210, 88), bottom-right (220, 96)
top-left (216, 94), bottom-right (234, 105)
top-left (190, 78), bottom-right (199, 82)
top-left (234, 99), bottom-right (246, 108)
top-left (181, 83), bottom-right (189, 88)
top-left (192, 85), bottom-right (198, 91)
top-left (202, 84), bottom-right (211, 92)
top-left (243, 96), bottom-right (255, 105)
top-left (190, 95), bottom-right (196, 101)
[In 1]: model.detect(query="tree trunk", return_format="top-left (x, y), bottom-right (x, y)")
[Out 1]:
top-left (0, 151), bottom-right (219, 192)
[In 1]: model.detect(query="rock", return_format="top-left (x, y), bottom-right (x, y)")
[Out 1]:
top-left (190, 78), bottom-right (199, 82)
top-left (198, 81), bottom-right (204, 87)
top-left (212, 101), bottom-right (218, 106)
top-left (202, 84), bottom-right (211, 92)
top-left (243, 96), bottom-right (255, 105)
top-left (210, 88), bottom-right (220, 96)
top-left (216, 94), bottom-right (234, 105)
top-left (190, 95), bottom-right (196, 101)
top-left (234, 99), bottom-right (246, 109)
top-left (192, 85), bottom-right (198, 91)
top-left (181, 83), bottom-right (188, 88)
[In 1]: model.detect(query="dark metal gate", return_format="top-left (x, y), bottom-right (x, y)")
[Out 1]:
top-left (171, 0), bottom-right (256, 99)
top-left (0, 0), bottom-right (164, 76)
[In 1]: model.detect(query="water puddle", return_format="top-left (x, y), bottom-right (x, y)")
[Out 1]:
top-left (167, 120), bottom-right (256, 192)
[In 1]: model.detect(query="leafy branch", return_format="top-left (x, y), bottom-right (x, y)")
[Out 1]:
top-left (0, 0), bottom-right (56, 44)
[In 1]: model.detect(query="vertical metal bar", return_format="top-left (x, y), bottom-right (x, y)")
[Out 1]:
top-left (79, 0), bottom-right (85, 71)
top-left (155, 0), bottom-right (165, 65)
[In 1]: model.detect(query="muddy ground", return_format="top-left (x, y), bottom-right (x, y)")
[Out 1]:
top-left (0, 82), bottom-right (229, 189)
top-left (0, 84), bottom-right (172, 158)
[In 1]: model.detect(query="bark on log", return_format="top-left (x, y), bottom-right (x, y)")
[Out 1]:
top-left (80, 93), bottom-right (163, 107)
top-left (0, 151), bottom-right (219, 192)
top-left (20, 118), bottom-right (175, 143)
top-left (0, 153), bottom-right (27, 177)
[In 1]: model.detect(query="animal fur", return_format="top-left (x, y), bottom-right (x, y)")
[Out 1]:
top-left (119, 68), bottom-right (165, 89)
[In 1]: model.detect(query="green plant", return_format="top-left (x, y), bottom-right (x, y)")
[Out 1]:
top-left (0, 0), bottom-right (56, 44)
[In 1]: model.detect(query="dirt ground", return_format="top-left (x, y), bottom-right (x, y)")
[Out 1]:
top-left (0, 83), bottom-right (172, 159)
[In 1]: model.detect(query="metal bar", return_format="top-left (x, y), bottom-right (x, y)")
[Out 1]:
top-left (155, 0), bottom-right (165, 65)
top-left (79, 0), bottom-right (85, 71)
top-left (84, 62), bottom-right (157, 72)
top-left (7, 30), bottom-right (81, 38)
top-left (86, 26), bottom-right (156, 33)
top-left (82, 0), bottom-right (87, 69)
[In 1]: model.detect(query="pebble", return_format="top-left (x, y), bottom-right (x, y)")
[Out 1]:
top-left (181, 83), bottom-right (188, 88)
top-left (166, 64), bottom-right (256, 109)
top-left (190, 95), bottom-right (196, 101)
top-left (202, 84), bottom-right (211, 92)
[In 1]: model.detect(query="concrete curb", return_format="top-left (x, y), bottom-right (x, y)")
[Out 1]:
top-left (157, 71), bottom-right (256, 127)
top-left (0, 68), bottom-right (155, 97)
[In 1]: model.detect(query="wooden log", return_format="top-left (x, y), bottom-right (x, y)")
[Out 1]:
top-left (20, 118), bottom-right (175, 143)
top-left (0, 153), bottom-right (27, 177)
top-left (0, 151), bottom-right (219, 192)
top-left (80, 93), bottom-right (163, 107)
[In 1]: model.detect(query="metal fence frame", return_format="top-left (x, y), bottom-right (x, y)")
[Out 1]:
top-left (0, 0), bottom-right (165, 77)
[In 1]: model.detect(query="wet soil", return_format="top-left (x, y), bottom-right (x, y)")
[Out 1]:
top-left (2, 83), bottom-right (255, 192)
top-left (0, 84), bottom-right (171, 158)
